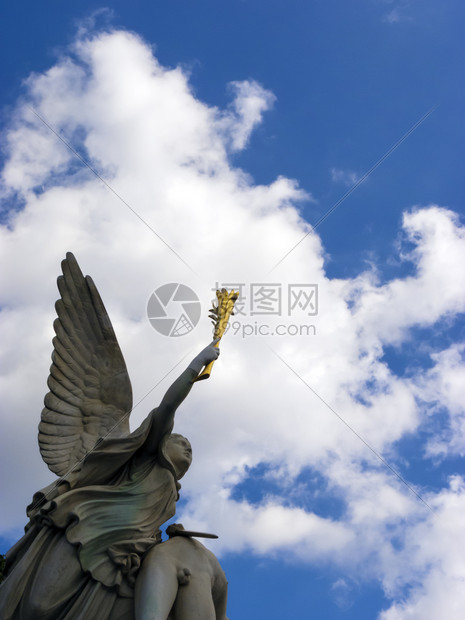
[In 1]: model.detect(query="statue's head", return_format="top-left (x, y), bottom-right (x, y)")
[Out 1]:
top-left (165, 433), bottom-right (192, 479)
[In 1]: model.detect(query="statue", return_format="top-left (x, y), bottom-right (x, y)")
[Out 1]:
top-left (0, 253), bottom-right (234, 619)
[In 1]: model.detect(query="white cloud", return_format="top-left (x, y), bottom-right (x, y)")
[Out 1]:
top-left (381, 0), bottom-right (413, 24)
top-left (412, 344), bottom-right (465, 457)
top-left (379, 477), bottom-right (465, 619)
top-left (220, 80), bottom-right (276, 151)
top-left (331, 578), bottom-right (354, 610)
top-left (330, 167), bottom-right (359, 186)
top-left (349, 207), bottom-right (465, 347)
top-left (384, 9), bottom-right (401, 24)
top-left (1, 26), bottom-right (465, 617)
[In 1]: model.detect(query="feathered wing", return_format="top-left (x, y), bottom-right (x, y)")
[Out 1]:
top-left (39, 252), bottom-right (133, 477)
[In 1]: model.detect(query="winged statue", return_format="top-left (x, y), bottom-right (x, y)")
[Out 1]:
top-left (40, 253), bottom-right (133, 475)
top-left (0, 253), bottom-right (229, 620)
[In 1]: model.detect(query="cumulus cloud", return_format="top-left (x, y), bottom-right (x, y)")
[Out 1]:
top-left (1, 25), bottom-right (464, 616)
top-left (379, 477), bottom-right (465, 619)
top-left (221, 80), bottom-right (276, 151)
top-left (412, 344), bottom-right (465, 458)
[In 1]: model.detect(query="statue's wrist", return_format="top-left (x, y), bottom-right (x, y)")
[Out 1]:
top-left (187, 359), bottom-right (203, 374)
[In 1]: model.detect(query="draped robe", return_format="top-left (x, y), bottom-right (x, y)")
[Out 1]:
top-left (0, 368), bottom-right (196, 620)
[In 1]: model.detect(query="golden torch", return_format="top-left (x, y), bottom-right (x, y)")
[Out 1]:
top-left (194, 288), bottom-right (239, 381)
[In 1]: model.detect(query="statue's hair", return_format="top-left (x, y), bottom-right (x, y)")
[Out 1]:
top-left (168, 433), bottom-right (191, 446)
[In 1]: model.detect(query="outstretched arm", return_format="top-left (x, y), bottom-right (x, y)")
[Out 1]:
top-left (142, 342), bottom-right (220, 455)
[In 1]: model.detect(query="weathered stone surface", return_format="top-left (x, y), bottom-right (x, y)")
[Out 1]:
top-left (0, 253), bottom-right (228, 620)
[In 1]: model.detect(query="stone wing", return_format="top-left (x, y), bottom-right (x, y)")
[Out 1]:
top-left (39, 252), bottom-right (133, 476)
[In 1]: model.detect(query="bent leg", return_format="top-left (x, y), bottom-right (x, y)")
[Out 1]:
top-left (135, 546), bottom-right (179, 620)
top-left (135, 537), bottom-right (227, 620)
top-left (171, 571), bottom-right (215, 620)
top-left (212, 567), bottom-right (229, 620)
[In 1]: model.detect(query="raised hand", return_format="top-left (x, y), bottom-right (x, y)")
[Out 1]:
top-left (188, 340), bottom-right (220, 374)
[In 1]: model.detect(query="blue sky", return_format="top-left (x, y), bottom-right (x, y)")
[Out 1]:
top-left (1, 2), bottom-right (464, 618)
